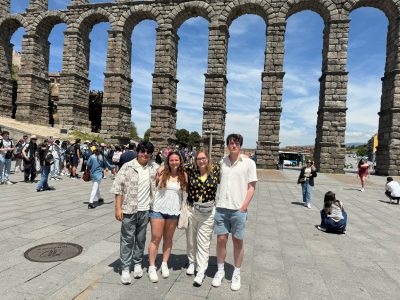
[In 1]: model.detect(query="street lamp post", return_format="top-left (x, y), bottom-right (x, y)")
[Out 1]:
top-left (204, 130), bottom-right (218, 161)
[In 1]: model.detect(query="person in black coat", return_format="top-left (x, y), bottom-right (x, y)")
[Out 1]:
top-left (297, 160), bottom-right (317, 208)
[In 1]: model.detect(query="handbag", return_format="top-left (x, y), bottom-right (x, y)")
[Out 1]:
top-left (298, 177), bottom-right (306, 184)
top-left (35, 157), bottom-right (41, 172)
top-left (82, 169), bottom-right (91, 182)
top-left (178, 200), bottom-right (189, 230)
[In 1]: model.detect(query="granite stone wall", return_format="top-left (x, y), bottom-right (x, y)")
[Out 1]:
top-left (0, 0), bottom-right (399, 174)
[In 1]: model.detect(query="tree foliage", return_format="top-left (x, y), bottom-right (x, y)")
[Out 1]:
top-left (130, 121), bottom-right (140, 140)
top-left (144, 128), bottom-right (151, 141)
top-left (356, 144), bottom-right (369, 157)
top-left (176, 129), bottom-right (201, 149)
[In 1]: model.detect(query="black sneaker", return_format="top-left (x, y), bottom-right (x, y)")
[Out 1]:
top-left (98, 198), bottom-right (104, 205)
top-left (88, 203), bottom-right (95, 209)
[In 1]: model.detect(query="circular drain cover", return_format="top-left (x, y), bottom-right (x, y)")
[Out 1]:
top-left (24, 242), bottom-right (83, 262)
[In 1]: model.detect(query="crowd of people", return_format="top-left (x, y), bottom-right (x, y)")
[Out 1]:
top-left (2, 129), bottom-right (400, 291)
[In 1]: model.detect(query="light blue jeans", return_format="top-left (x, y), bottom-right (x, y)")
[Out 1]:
top-left (301, 180), bottom-right (313, 204)
top-left (0, 156), bottom-right (12, 183)
top-left (36, 165), bottom-right (50, 191)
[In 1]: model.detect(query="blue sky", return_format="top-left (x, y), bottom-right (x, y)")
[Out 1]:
top-left (10, 1), bottom-right (387, 148)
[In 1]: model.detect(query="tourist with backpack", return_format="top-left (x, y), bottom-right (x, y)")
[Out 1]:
top-left (0, 131), bottom-right (15, 185)
top-left (67, 139), bottom-right (81, 179)
top-left (111, 145), bottom-right (123, 173)
top-left (13, 137), bottom-right (26, 173)
top-left (36, 140), bottom-right (55, 192)
top-left (49, 139), bottom-right (61, 180)
top-left (22, 135), bottom-right (38, 183)
top-left (80, 141), bottom-right (91, 173)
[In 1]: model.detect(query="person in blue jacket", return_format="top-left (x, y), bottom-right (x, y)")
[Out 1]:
top-left (87, 146), bottom-right (109, 209)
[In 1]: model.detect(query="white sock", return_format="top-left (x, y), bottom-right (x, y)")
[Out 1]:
top-left (149, 265), bottom-right (156, 271)
top-left (217, 263), bottom-right (224, 272)
top-left (233, 267), bottom-right (241, 276)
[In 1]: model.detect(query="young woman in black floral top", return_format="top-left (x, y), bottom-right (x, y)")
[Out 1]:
top-left (184, 150), bottom-right (220, 286)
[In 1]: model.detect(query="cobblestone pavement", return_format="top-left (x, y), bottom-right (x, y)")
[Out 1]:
top-left (1, 166), bottom-right (400, 299)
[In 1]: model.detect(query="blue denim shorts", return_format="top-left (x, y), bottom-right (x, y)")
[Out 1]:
top-left (149, 210), bottom-right (179, 220)
top-left (214, 207), bottom-right (247, 240)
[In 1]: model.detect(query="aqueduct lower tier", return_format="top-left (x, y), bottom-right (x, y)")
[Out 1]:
top-left (0, 0), bottom-right (400, 175)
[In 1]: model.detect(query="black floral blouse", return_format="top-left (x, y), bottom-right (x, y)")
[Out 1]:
top-left (184, 163), bottom-right (220, 204)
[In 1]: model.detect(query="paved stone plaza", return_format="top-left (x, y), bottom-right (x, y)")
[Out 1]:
top-left (1, 167), bottom-right (400, 299)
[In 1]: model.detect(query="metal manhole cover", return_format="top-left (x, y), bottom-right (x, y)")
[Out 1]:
top-left (24, 242), bottom-right (83, 262)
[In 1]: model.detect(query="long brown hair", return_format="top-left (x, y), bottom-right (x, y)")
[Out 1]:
top-left (323, 191), bottom-right (341, 214)
top-left (194, 149), bottom-right (212, 176)
top-left (159, 150), bottom-right (187, 191)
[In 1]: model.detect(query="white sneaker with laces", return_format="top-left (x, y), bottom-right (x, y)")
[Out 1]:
top-left (161, 262), bottom-right (169, 278)
top-left (212, 271), bottom-right (225, 287)
top-left (231, 273), bottom-right (241, 291)
top-left (148, 266), bottom-right (159, 283)
top-left (133, 264), bottom-right (143, 278)
top-left (186, 262), bottom-right (195, 275)
top-left (121, 269), bottom-right (131, 285)
top-left (194, 272), bottom-right (205, 286)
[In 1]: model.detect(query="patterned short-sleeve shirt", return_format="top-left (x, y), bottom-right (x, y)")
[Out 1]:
top-left (184, 163), bottom-right (220, 204)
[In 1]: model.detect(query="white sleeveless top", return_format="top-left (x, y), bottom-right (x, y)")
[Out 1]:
top-left (152, 181), bottom-right (182, 216)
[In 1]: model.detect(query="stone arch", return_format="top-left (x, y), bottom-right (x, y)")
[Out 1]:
top-left (31, 11), bottom-right (70, 38)
top-left (0, 15), bottom-right (28, 39)
top-left (220, 0), bottom-right (274, 28)
top-left (279, 0), bottom-right (337, 23)
top-left (119, 5), bottom-right (162, 35)
top-left (343, 0), bottom-right (399, 23)
top-left (75, 7), bottom-right (116, 33)
top-left (168, 1), bottom-right (215, 30)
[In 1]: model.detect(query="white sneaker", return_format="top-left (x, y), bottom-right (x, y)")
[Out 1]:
top-left (148, 266), bottom-right (159, 283)
top-left (231, 273), bottom-right (241, 291)
top-left (121, 269), bottom-right (131, 285)
top-left (186, 262), bottom-right (195, 275)
top-left (50, 177), bottom-right (56, 181)
top-left (307, 203), bottom-right (311, 209)
top-left (133, 264), bottom-right (143, 278)
top-left (212, 271), bottom-right (225, 287)
top-left (194, 272), bottom-right (205, 286)
top-left (317, 225), bottom-right (326, 232)
top-left (5, 180), bottom-right (13, 185)
top-left (360, 188), bottom-right (364, 192)
top-left (161, 262), bottom-right (169, 278)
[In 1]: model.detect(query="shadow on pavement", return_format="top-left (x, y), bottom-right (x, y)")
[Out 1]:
top-left (291, 201), bottom-right (305, 206)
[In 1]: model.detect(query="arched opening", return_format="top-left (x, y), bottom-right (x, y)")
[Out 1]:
top-left (130, 20), bottom-right (157, 141)
top-left (281, 11), bottom-right (323, 161)
top-left (226, 15), bottom-right (265, 150)
top-left (175, 17), bottom-right (208, 151)
top-left (87, 22), bottom-right (110, 132)
top-left (346, 7), bottom-right (387, 169)
top-left (48, 23), bottom-right (67, 126)
top-left (10, 0), bottom-right (28, 13)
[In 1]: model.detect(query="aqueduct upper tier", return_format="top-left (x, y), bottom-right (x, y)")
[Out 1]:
top-left (1, 0), bottom-right (400, 174)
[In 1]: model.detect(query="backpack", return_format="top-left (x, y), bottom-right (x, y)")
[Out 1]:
top-left (82, 146), bottom-right (91, 160)
top-left (65, 144), bottom-right (75, 157)
top-left (112, 151), bottom-right (122, 164)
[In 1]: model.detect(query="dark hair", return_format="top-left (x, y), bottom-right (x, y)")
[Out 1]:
top-left (358, 159), bottom-right (366, 168)
top-left (226, 133), bottom-right (243, 147)
top-left (136, 140), bottom-right (154, 154)
top-left (1, 131), bottom-right (9, 136)
top-left (387, 177), bottom-right (394, 182)
top-left (323, 191), bottom-right (341, 214)
top-left (128, 142), bottom-right (136, 150)
top-left (75, 138), bottom-right (81, 144)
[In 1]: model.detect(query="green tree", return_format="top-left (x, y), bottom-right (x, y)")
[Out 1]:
top-left (356, 144), bottom-right (368, 157)
top-left (130, 121), bottom-right (140, 140)
top-left (176, 129), bottom-right (190, 147)
top-left (188, 131), bottom-right (201, 149)
top-left (144, 128), bottom-right (151, 141)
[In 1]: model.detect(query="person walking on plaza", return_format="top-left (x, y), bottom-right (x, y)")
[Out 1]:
top-left (112, 141), bottom-right (158, 285)
top-left (22, 135), bottom-right (38, 183)
top-left (212, 133), bottom-right (257, 291)
top-left (297, 160), bottom-right (317, 209)
top-left (60, 140), bottom-right (68, 176)
top-left (36, 140), bottom-right (54, 192)
top-left (13, 135), bottom-right (27, 173)
top-left (86, 146), bottom-right (105, 209)
top-left (147, 150), bottom-right (187, 283)
top-left (357, 159), bottom-right (369, 192)
top-left (185, 150), bottom-right (220, 286)
top-left (49, 139), bottom-right (61, 180)
top-left (385, 177), bottom-right (400, 204)
top-left (0, 131), bottom-right (15, 185)
top-left (69, 139), bottom-right (81, 179)
top-left (317, 191), bottom-right (347, 234)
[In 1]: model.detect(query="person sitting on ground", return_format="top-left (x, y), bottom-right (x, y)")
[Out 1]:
top-left (318, 191), bottom-right (347, 234)
top-left (385, 177), bottom-right (400, 204)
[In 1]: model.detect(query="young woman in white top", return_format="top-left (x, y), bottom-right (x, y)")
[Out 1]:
top-left (318, 191), bottom-right (347, 234)
top-left (147, 150), bottom-right (188, 282)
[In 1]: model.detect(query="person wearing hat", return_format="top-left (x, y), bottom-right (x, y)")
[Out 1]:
top-left (0, 131), bottom-right (15, 185)
top-left (22, 135), bottom-right (38, 183)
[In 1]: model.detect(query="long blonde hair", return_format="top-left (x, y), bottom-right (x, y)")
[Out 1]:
top-left (159, 150), bottom-right (187, 191)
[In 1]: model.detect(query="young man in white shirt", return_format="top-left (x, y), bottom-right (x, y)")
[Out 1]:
top-left (385, 176), bottom-right (400, 204)
top-left (212, 133), bottom-right (258, 291)
top-left (0, 131), bottom-right (15, 185)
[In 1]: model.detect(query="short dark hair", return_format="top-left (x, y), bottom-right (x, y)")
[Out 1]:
top-left (136, 141), bottom-right (154, 154)
top-left (387, 177), bottom-right (394, 182)
top-left (1, 131), bottom-right (9, 136)
top-left (128, 142), bottom-right (136, 150)
top-left (226, 133), bottom-right (243, 147)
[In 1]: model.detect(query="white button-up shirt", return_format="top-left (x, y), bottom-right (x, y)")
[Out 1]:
top-left (217, 154), bottom-right (258, 210)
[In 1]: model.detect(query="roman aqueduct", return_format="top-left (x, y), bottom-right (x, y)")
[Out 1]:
top-left (0, 0), bottom-right (400, 174)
